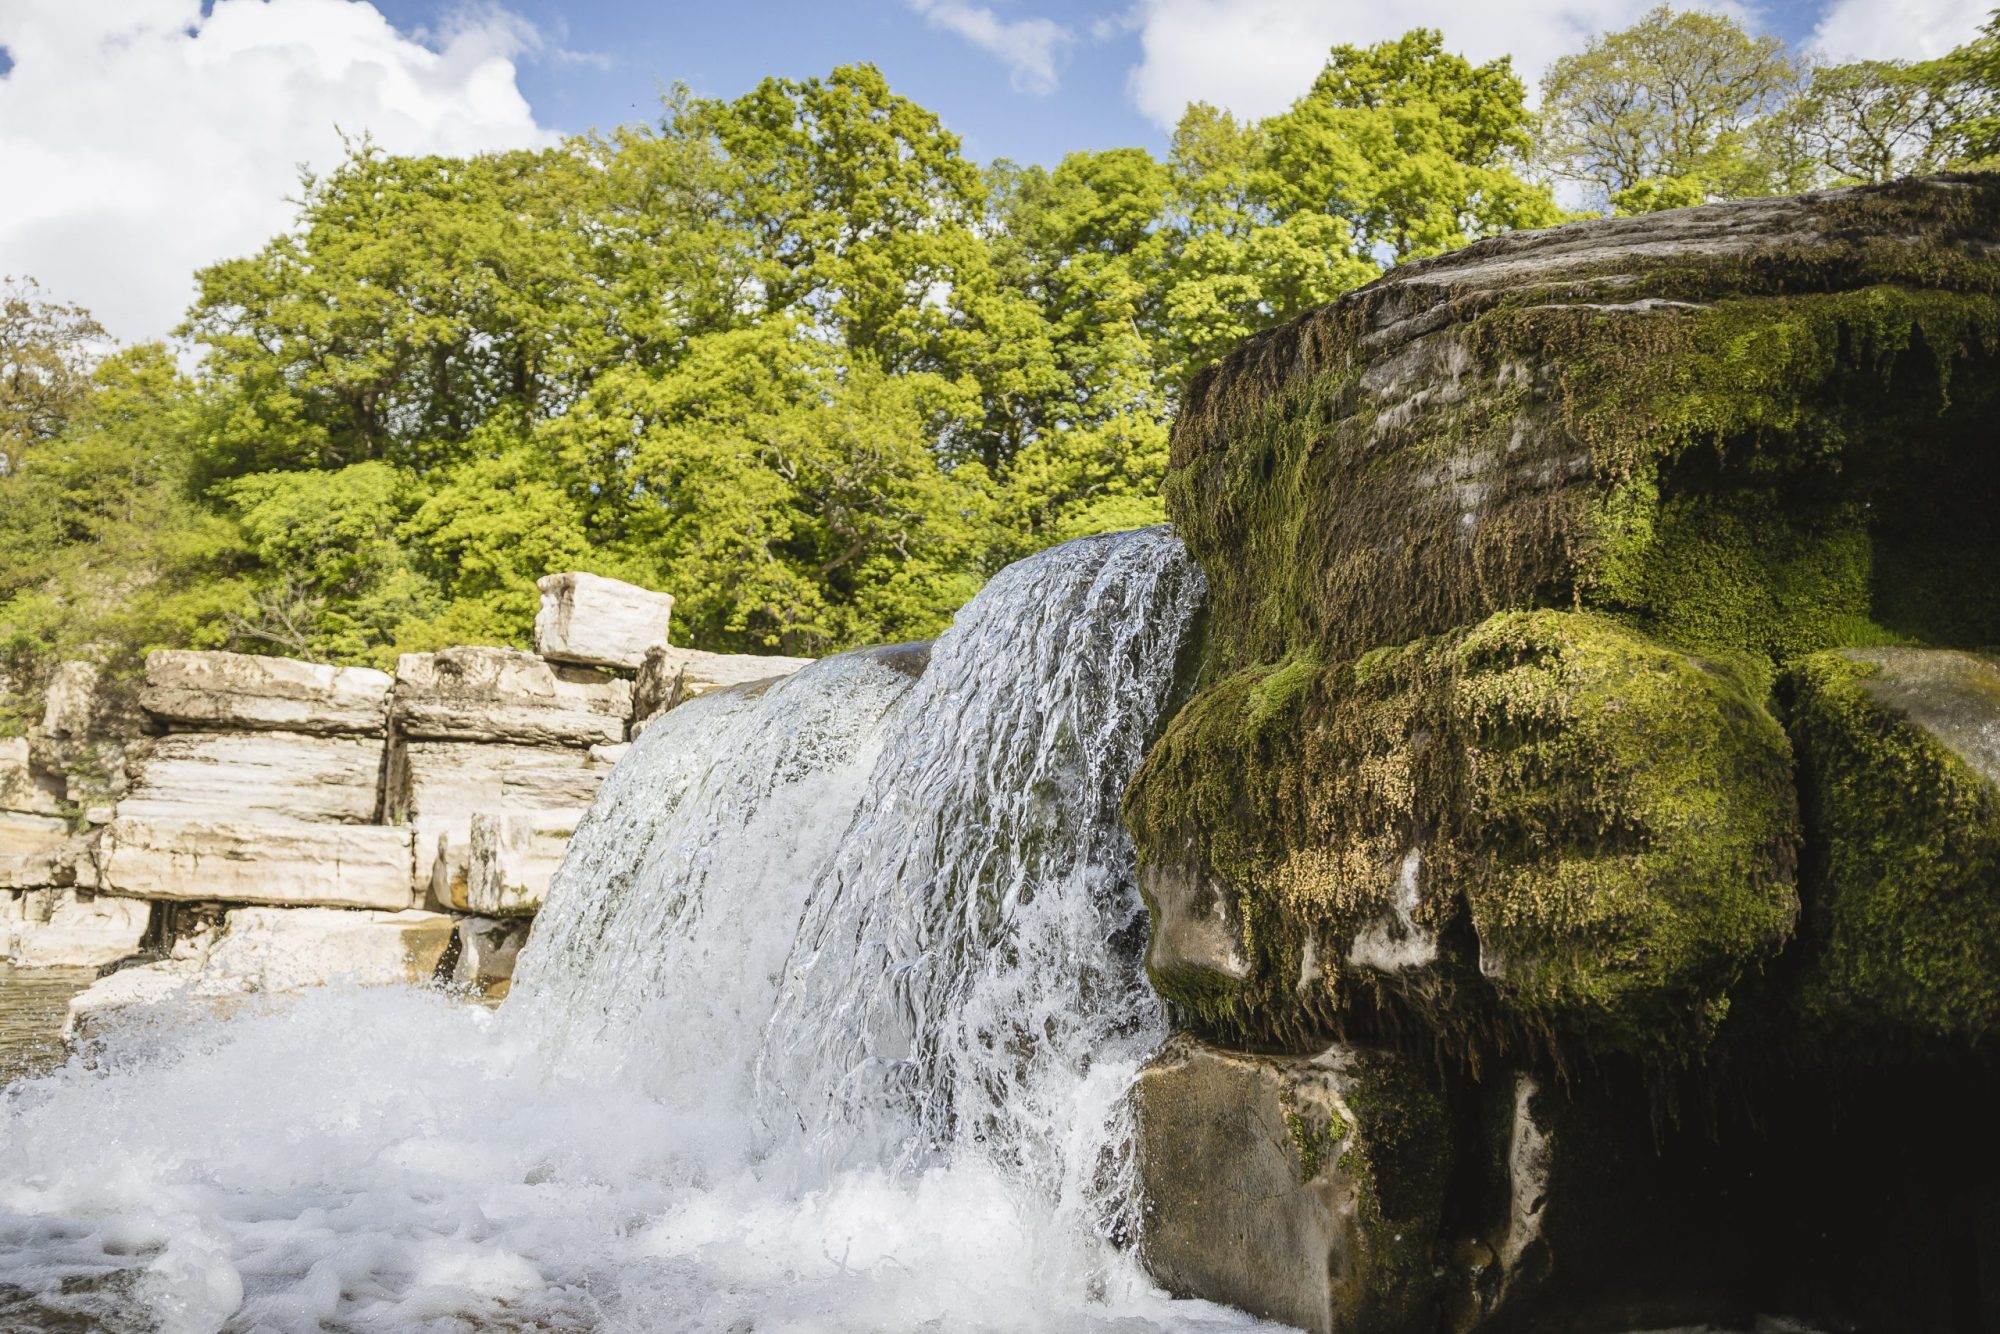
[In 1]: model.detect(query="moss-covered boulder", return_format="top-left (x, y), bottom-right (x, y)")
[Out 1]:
top-left (1128, 609), bottom-right (1799, 1057)
top-left (1786, 647), bottom-right (2000, 1049)
top-left (1129, 179), bottom-right (2000, 1334)
top-left (1169, 176), bottom-right (2000, 681)
top-left (1135, 176), bottom-right (2000, 1062)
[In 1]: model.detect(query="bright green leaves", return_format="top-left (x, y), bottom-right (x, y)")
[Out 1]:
top-left (1263, 29), bottom-right (1560, 262)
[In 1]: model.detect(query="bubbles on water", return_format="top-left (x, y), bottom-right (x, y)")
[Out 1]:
top-left (0, 530), bottom-right (1281, 1333)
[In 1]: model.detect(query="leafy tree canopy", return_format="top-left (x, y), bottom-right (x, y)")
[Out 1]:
top-left (2, 19), bottom-right (1994, 692)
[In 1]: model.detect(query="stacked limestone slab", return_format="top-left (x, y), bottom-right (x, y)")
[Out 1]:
top-left (4, 572), bottom-right (815, 1028)
top-left (102, 651), bottom-right (411, 910)
top-left (388, 647), bottom-right (626, 915)
top-left (0, 664), bottom-right (150, 968)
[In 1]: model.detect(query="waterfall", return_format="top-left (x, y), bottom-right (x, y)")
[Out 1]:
top-left (0, 529), bottom-right (1278, 1333)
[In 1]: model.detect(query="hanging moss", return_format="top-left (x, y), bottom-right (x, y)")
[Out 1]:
top-left (1785, 649), bottom-right (2000, 1051)
top-left (1166, 176), bottom-right (2000, 683)
top-left (1127, 610), bottom-right (1799, 1062)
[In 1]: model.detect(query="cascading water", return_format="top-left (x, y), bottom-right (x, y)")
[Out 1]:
top-left (0, 529), bottom-right (1279, 1333)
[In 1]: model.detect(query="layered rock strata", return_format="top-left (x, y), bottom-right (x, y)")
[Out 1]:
top-left (14, 570), bottom-right (812, 1031)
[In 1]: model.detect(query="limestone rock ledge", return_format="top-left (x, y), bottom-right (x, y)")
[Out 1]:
top-left (140, 649), bottom-right (392, 736)
top-left (392, 646), bottom-right (631, 748)
top-left (99, 818), bottom-right (415, 910)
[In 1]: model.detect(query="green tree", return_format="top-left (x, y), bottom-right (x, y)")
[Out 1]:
top-left (544, 319), bottom-right (993, 654)
top-left (1538, 5), bottom-right (1796, 210)
top-left (0, 277), bottom-right (107, 475)
top-left (1263, 29), bottom-right (1560, 259)
top-left (220, 461), bottom-right (439, 665)
top-left (1777, 56), bottom-right (1988, 184)
top-left (0, 345), bottom-right (247, 698)
top-left (184, 142), bottom-right (606, 478)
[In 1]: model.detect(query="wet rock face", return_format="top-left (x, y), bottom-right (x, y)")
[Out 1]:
top-left (1133, 1037), bottom-right (1452, 1334)
top-left (1128, 177), bottom-right (2000, 1334)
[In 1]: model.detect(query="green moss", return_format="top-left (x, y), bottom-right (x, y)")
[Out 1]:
top-left (1127, 610), bottom-right (1799, 1062)
top-left (1281, 1100), bottom-right (1350, 1182)
top-left (1785, 651), bottom-right (2000, 1050)
top-left (1336, 1051), bottom-right (1453, 1329)
top-left (1166, 178), bottom-right (2000, 685)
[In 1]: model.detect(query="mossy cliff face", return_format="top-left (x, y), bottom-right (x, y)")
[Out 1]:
top-left (1128, 610), bottom-right (1799, 1058)
top-left (1166, 175), bottom-right (2000, 678)
top-left (1134, 175), bottom-right (2000, 1060)
top-left (1128, 176), bottom-right (2000, 1332)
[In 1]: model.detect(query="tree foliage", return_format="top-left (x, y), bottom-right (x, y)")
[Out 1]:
top-left (2, 17), bottom-right (1995, 689)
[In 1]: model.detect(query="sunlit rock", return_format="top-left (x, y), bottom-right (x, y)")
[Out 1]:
top-left (141, 649), bottom-right (392, 735)
top-left (533, 571), bottom-right (674, 670)
top-left (0, 812), bottom-right (70, 889)
top-left (451, 914), bottom-right (530, 992)
top-left (0, 887), bottom-right (149, 966)
top-left (40, 660), bottom-right (100, 738)
top-left (631, 642), bottom-right (814, 726)
top-left (0, 736), bottom-right (65, 817)
top-left (386, 740), bottom-right (609, 900)
top-left (119, 731), bottom-right (386, 825)
top-left (64, 905), bottom-right (453, 1036)
top-left (461, 810), bottom-right (575, 917)
top-left (392, 646), bottom-right (630, 747)
top-left (99, 817), bottom-right (416, 909)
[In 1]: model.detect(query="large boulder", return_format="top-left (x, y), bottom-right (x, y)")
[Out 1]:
top-left (385, 739), bottom-right (610, 899)
top-left (119, 732), bottom-right (386, 825)
top-left (1133, 1037), bottom-right (1454, 1333)
top-left (98, 817), bottom-right (415, 910)
top-left (391, 646), bottom-right (630, 748)
top-left (1126, 177), bottom-right (2000, 1334)
top-left (533, 571), bottom-right (673, 670)
top-left (461, 810), bottom-right (576, 916)
top-left (1128, 610), bottom-right (1798, 1056)
top-left (141, 650), bottom-right (392, 736)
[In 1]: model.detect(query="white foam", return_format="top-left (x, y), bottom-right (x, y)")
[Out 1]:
top-left (0, 531), bottom-right (1283, 1333)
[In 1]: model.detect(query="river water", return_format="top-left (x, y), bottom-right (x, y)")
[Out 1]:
top-left (0, 530), bottom-right (1284, 1334)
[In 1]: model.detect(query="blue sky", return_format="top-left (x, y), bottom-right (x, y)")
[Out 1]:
top-left (1, 0), bottom-right (1987, 342)
top-left (445, 0), bottom-right (1162, 165)
top-left (376, 0), bottom-right (1867, 166)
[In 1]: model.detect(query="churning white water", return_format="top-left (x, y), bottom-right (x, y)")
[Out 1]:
top-left (0, 528), bottom-right (1279, 1333)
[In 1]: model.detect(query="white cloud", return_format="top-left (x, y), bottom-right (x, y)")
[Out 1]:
top-left (906, 0), bottom-right (1075, 94)
top-left (1117, 0), bottom-right (1743, 130)
top-left (0, 0), bottom-right (553, 345)
top-left (1810, 0), bottom-right (1989, 61)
